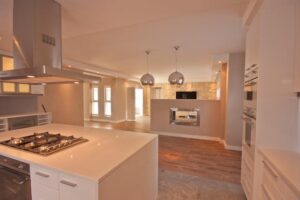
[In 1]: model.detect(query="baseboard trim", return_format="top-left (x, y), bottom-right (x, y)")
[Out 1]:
top-left (223, 141), bottom-right (242, 151)
top-left (89, 119), bottom-right (126, 123)
top-left (152, 131), bottom-right (242, 151)
top-left (151, 131), bottom-right (222, 142)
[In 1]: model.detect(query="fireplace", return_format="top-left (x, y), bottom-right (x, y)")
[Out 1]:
top-left (169, 108), bottom-right (200, 126)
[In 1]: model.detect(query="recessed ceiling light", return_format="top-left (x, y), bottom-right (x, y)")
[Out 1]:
top-left (27, 75), bottom-right (35, 78)
top-left (218, 61), bottom-right (222, 64)
top-left (67, 65), bottom-right (72, 68)
top-left (74, 81), bottom-right (79, 84)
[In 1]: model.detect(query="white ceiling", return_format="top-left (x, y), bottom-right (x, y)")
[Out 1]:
top-left (0, 0), bottom-right (249, 83)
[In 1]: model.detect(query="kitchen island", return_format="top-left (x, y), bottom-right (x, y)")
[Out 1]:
top-left (0, 124), bottom-right (158, 200)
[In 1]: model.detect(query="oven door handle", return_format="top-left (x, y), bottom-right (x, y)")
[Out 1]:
top-left (241, 116), bottom-right (254, 124)
top-left (12, 178), bottom-right (28, 185)
top-left (0, 166), bottom-right (29, 185)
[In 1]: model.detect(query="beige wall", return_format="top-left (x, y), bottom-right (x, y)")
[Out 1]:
top-left (143, 86), bottom-right (151, 116)
top-left (153, 82), bottom-right (217, 100)
top-left (83, 82), bottom-right (90, 121)
top-left (224, 53), bottom-right (245, 147)
top-left (151, 99), bottom-right (221, 138)
top-left (0, 96), bottom-right (38, 115)
top-left (220, 64), bottom-right (228, 140)
top-left (38, 83), bottom-right (84, 126)
top-left (127, 87), bottom-right (136, 121)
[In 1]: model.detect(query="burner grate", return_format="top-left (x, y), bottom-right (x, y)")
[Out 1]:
top-left (0, 132), bottom-right (88, 156)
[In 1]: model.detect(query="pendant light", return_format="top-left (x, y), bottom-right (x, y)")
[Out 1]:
top-left (168, 46), bottom-right (184, 85)
top-left (140, 50), bottom-right (155, 86)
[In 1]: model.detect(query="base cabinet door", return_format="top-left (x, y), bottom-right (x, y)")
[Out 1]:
top-left (31, 182), bottom-right (59, 200)
top-left (59, 174), bottom-right (96, 200)
top-left (294, 0), bottom-right (300, 90)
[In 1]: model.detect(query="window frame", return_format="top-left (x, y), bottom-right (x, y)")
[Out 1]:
top-left (104, 86), bottom-right (112, 117)
top-left (91, 85), bottom-right (99, 117)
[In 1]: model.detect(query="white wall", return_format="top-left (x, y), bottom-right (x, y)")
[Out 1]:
top-left (224, 52), bottom-right (245, 147)
top-left (38, 83), bottom-right (84, 126)
top-left (0, 96), bottom-right (38, 115)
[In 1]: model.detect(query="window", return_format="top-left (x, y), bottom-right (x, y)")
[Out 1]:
top-left (2, 82), bottom-right (16, 93)
top-left (2, 56), bottom-right (14, 71)
top-left (91, 86), bottom-right (99, 116)
top-left (19, 84), bottom-right (30, 93)
top-left (104, 87), bottom-right (112, 117)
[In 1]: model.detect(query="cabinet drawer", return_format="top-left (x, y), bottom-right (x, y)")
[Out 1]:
top-left (262, 161), bottom-right (283, 200)
top-left (31, 165), bottom-right (59, 189)
top-left (261, 184), bottom-right (281, 200)
top-left (281, 181), bottom-right (299, 200)
top-left (59, 174), bottom-right (96, 200)
top-left (241, 154), bottom-right (253, 199)
top-left (32, 181), bottom-right (59, 200)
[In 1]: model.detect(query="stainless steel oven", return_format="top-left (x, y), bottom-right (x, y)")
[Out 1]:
top-left (244, 64), bottom-right (258, 108)
top-left (0, 155), bottom-right (31, 200)
top-left (242, 107), bottom-right (256, 147)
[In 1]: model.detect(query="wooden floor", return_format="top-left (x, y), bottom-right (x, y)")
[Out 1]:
top-left (84, 117), bottom-right (242, 184)
top-left (159, 136), bottom-right (241, 184)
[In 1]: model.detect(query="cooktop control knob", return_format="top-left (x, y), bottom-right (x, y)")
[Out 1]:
top-left (18, 164), bottom-right (25, 169)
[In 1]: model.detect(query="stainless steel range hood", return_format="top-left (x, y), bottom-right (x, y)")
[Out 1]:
top-left (0, 0), bottom-right (100, 84)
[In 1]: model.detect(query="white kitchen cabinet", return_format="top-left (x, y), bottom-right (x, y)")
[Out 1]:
top-left (31, 164), bottom-right (97, 200)
top-left (259, 155), bottom-right (300, 200)
top-left (0, 119), bottom-right (8, 132)
top-left (37, 113), bottom-right (52, 126)
top-left (32, 181), bottom-right (59, 200)
top-left (30, 85), bottom-right (45, 95)
top-left (31, 165), bottom-right (60, 200)
top-left (241, 144), bottom-right (254, 200)
top-left (59, 174), bottom-right (97, 200)
top-left (294, 0), bottom-right (300, 91)
top-left (245, 12), bottom-right (259, 72)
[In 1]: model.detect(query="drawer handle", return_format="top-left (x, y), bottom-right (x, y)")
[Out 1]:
top-left (35, 171), bottom-right (50, 178)
top-left (263, 160), bottom-right (279, 178)
top-left (60, 180), bottom-right (77, 188)
top-left (261, 184), bottom-right (274, 200)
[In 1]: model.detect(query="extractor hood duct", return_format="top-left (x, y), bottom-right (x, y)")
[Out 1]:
top-left (0, 0), bottom-right (100, 84)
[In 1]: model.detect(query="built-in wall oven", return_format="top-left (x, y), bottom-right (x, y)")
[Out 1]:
top-left (242, 107), bottom-right (256, 148)
top-left (244, 64), bottom-right (258, 108)
top-left (0, 155), bottom-right (31, 200)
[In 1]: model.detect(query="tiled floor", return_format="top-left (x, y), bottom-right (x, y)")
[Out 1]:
top-left (85, 117), bottom-right (246, 200)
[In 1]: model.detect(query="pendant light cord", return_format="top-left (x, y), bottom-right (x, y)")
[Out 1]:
top-left (174, 46), bottom-right (180, 72)
top-left (146, 50), bottom-right (150, 73)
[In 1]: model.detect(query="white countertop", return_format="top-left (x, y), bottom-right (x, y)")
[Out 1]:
top-left (260, 149), bottom-right (300, 196)
top-left (0, 112), bottom-right (50, 119)
top-left (0, 124), bottom-right (158, 182)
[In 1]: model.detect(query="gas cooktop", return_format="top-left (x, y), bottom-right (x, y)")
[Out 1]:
top-left (0, 132), bottom-right (88, 156)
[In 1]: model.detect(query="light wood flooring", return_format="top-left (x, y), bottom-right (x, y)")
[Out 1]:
top-left (84, 117), bottom-right (242, 184)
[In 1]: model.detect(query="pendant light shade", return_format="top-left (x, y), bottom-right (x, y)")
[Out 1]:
top-left (168, 71), bottom-right (184, 85)
top-left (140, 50), bottom-right (155, 86)
top-left (140, 73), bottom-right (155, 86)
top-left (168, 46), bottom-right (184, 85)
